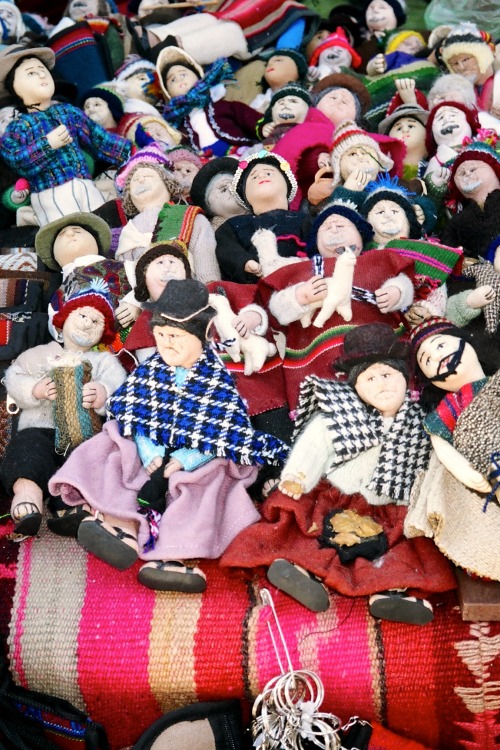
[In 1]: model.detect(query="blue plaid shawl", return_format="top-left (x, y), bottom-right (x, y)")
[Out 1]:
top-left (107, 347), bottom-right (288, 466)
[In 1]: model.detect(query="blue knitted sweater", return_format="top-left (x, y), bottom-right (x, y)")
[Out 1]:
top-left (1, 102), bottom-right (131, 193)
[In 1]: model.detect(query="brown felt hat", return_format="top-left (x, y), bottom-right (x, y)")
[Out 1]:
top-left (0, 44), bottom-right (55, 99)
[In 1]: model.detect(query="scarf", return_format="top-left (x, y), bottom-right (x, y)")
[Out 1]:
top-left (294, 375), bottom-right (430, 503)
top-left (163, 59), bottom-right (236, 129)
top-left (107, 347), bottom-right (288, 466)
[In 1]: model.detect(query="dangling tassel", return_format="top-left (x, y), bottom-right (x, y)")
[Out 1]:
top-left (136, 453), bottom-right (171, 550)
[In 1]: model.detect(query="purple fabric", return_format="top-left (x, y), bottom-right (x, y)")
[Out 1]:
top-left (49, 420), bottom-right (260, 560)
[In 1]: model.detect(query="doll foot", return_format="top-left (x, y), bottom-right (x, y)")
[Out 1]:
top-left (77, 515), bottom-right (139, 571)
top-left (137, 560), bottom-right (207, 593)
top-left (267, 559), bottom-right (330, 612)
top-left (47, 501), bottom-right (91, 538)
top-left (369, 590), bottom-right (434, 625)
top-left (11, 501), bottom-right (42, 537)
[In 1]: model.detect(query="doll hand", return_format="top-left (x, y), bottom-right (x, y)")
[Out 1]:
top-left (11, 188), bottom-right (30, 204)
top-left (454, 461), bottom-right (492, 494)
top-left (295, 275), bottom-right (328, 306)
top-left (46, 124), bottom-right (73, 150)
top-left (244, 260), bottom-right (263, 277)
top-left (429, 166), bottom-right (451, 188)
top-left (371, 53), bottom-right (387, 74)
top-left (278, 474), bottom-right (305, 499)
top-left (466, 284), bottom-right (496, 309)
top-left (32, 376), bottom-right (56, 401)
top-left (412, 203), bottom-right (425, 226)
top-left (116, 301), bottom-right (141, 328)
top-left (375, 285), bottom-right (401, 312)
top-left (317, 151), bottom-right (332, 170)
top-left (343, 169), bottom-right (371, 192)
top-left (233, 310), bottom-right (262, 338)
top-left (405, 304), bottom-right (431, 326)
top-left (261, 122), bottom-right (276, 138)
top-left (306, 65), bottom-right (321, 83)
top-left (82, 381), bottom-right (107, 410)
top-left (145, 455), bottom-right (163, 475)
top-left (163, 458), bottom-right (183, 478)
top-left (395, 78), bottom-right (417, 103)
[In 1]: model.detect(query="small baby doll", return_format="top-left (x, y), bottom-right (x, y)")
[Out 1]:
top-left (250, 48), bottom-right (309, 113)
top-left (365, 29), bottom-right (426, 76)
top-left (118, 111), bottom-right (181, 151)
top-left (49, 279), bottom-right (289, 592)
top-left (307, 27), bottom-right (362, 81)
top-left (165, 145), bottom-right (203, 202)
top-left (114, 54), bottom-right (162, 116)
top-left (0, 45), bottom-right (131, 227)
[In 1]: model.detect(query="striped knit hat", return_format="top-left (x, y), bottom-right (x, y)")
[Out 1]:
top-left (115, 142), bottom-right (174, 191)
top-left (447, 140), bottom-right (500, 210)
top-left (441, 23), bottom-right (495, 76)
top-left (330, 120), bottom-right (394, 190)
top-left (409, 316), bottom-right (460, 355)
top-left (384, 29), bottom-right (425, 54)
top-left (115, 54), bottom-right (156, 81)
top-left (53, 281), bottom-right (116, 345)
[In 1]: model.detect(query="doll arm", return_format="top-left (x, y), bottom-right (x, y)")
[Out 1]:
top-left (279, 414), bottom-right (331, 498)
top-left (1, 126), bottom-right (59, 175)
top-left (446, 289), bottom-right (484, 327)
top-left (234, 303), bottom-right (268, 336)
top-left (430, 434), bottom-right (492, 493)
top-left (269, 283), bottom-right (324, 325)
top-left (189, 214), bottom-right (221, 283)
top-left (78, 111), bottom-right (131, 167)
top-left (375, 273), bottom-right (414, 312)
top-left (215, 221), bottom-right (260, 283)
top-left (170, 447), bottom-right (214, 471)
top-left (90, 353), bottom-right (127, 414)
top-left (4, 357), bottom-right (52, 409)
top-left (366, 53), bottom-right (387, 76)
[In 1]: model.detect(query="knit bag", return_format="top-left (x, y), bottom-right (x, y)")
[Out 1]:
top-left (51, 356), bottom-right (102, 454)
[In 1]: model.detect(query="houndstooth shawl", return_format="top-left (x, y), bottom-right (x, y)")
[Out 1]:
top-left (294, 376), bottom-right (430, 502)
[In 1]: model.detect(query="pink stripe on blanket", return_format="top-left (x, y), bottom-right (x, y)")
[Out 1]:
top-left (77, 555), bottom-right (161, 747)
top-left (9, 538), bottom-right (33, 688)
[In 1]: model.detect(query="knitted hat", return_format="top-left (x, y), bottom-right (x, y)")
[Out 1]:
top-left (441, 23), bottom-right (495, 76)
top-left (425, 100), bottom-right (480, 157)
top-left (259, 47), bottom-right (308, 83)
top-left (134, 241), bottom-right (191, 303)
top-left (0, 44), bottom-right (54, 99)
top-left (156, 46), bottom-right (203, 101)
top-left (408, 316), bottom-right (460, 356)
top-left (364, 0), bottom-right (406, 28)
top-left (146, 278), bottom-right (216, 342)
top-left (117, 112), bottom-right (181, 146)
top-left (306, 198), bottom-right (374, 256)
top-left (114, 53), bottom-right (156, 81)
top-left (261, 82), bottom-right (312, 127)
top-left (190, 156), bottom-right (239, 216)
top-left (52, 281), bottom-right (116, 345)
top-left (232, 149), bottom-right (298, 209)
top-left (312, 72), bottom-right (371, 116)
top-left (447, 141), bottom-right (500, 208)
top-left (82, 83), bottom-right (125, 123)
top-left (361, 176), bottom-right (422, 239)
top-left (166, 145), bottom-right (203, 169)
top-left (308, 28), bottom-right (362, 69)
top-left (115, 142), bottom-right (174, 191)
top-left (35, 212), bottom-right (111, 271)
top-left (384, 29), bottom-right (425, 54)
top-left (335, 322), bottom-right (409, 372)
top-left (330, 120), bottom-right (394, 190)
top-left (378, 103), bottom-right (429, 135)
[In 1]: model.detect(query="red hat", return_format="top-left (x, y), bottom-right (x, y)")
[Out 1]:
top-left (425, 101), bottom-right (480, 157)
top-left (53, 281), bottom-right (116, 346)
top-left (308, 28), bottom-right (362, 69)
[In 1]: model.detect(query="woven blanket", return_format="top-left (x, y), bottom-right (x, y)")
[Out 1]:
top-left (1, 519), bottom-right (500, 750)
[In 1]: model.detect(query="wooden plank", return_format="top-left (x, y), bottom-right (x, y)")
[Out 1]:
top-left (455, 566), bottom-right (500, 621)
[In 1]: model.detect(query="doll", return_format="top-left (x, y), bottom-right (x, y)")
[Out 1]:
top-left (250, 48), bottom-right (308, 113)
top-left (82, 83), bottom-right (125, 133)
top-left (0, 45), bottom-right (131, 227)
top-left (258, 83), bottom-right (312, 147)
top-left (114, 54), bottom-right (162, 117)
top-left (190, 156), bottom-right (247, 232)
top-left (307, 27), bottom-right (362, 82)
top-left (1, 283), bottom-right (127, 538)
top-left (427, 73), bottom-right (500, 135)
top-left (157, 46), bottom-right (260, 157)
top-left (311, 72), bottom-right (371, 128)
top-left (48, 279), bottom-right (289, 592)
top-left (117, 112), bottom-right (181, 151)
top-left (378, 103), bottom-right (429, 182)
top-left (365, 29), bottom-right (426, 77)
top-left (165, 145), bottom-right (203, 203)
top-left (220, 323), bottom-right (456, 622)
top-left (215, 150), bottom-right (312, 284)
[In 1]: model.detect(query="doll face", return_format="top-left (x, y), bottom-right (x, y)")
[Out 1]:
top-left (354, 362), bottom-right (407, 417)
top-left (396, 34), bottom-right (424, 55)
top-left (453, 159), bottom-right (500, 199)
top-left (316, 214), bottom-right (363, 258)
top-left (67, 0), bottom-right (100, 20)
top-left (53, 225), bottom-right (99, 268)
top-left (206, 173), bottom-right (245, 220)
top-left (271, 95), bottom-right (309, 125)
top-left (0, 6), bottom-right (18, 35)
top-left (13, 57), bottom-right (55, 108)
top-left (128, 166), bottom-right (171, 211)
top-left (431, 106), bottom-right (471, 146)
top-left (153, 324), bottom-right (203, 369)
top-left (144, 119), bottom-right (177, 147)
top-left (264, 55), bottom-right (299, 89)
top-left (145, 255), bottom-right (187, 301)
top-left (62, 306), bottom-right (105, 351)
top-left (365, 0), bottom-right (397, 33)
top-left (317, 46), bottom-right (353, 73)
top-left (83, 96), bottom-right (116, 128)
top-left (367, 199), bottom-right (410, 243)
top-left (165, 64), bottom-right (199, 98)
top-left (243, 163), bottom-right (289, 210)
top-left (446, 53), bottom-right (482, 83)
top-left (389, 116), bottom-right (426, 152)
top-left (123, 70), bottom-right (157, 103)
top-left (173, 159), bottom-right (199, 191)
top-left (339, 144), bottom-right (381, 181)
top-left (316, 88), bottom-right (357, 125)
top-left (416, 334), bottom-right (478, 391)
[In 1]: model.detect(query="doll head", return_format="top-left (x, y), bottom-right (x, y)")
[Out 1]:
top-left (312, 72), bottom-right (370, 126)
top-left (378, 104), bottom-right (429, 162)
top-left (335, 322), bottom-right (410, 416)
top-left (156, 47), bottom-right (203, 101)
top-left (190, 156), bottom-right (244, 221)
top-left (447, 141), bottom-right (500, 212)
top-left (425, 101), bottom-right (480, 156)
top-left (82, 84), bottom-right (124, 129)
top-left (65, 0), bottom-right (111, 21)
top-left (262, 83), bottom-right (311, 130)
top-left (134, 241), bottom-right (191, 303)
top-left (114, 55), bottom-right (159, 106)
top-left (440, 23), bottom-right (495, 85)
top-left (362, 176), bottom-right (422, 246)
top-left (232, 150), bottom-right (298, 215)
top-left (35, 212), bottom-right (111, 271)
top-left (384, 29), bottom-right (426, 56)
top-left (147, 278), bottom-right (216, 367)
top-left (330, 120), bottom-right (393, 190)
top-left (306, 199), bottom-right (374, 258)
top-left (260, 48), bottom-right (308, 93)
top-left (0, 0), bottom-right (26, 42)
top-left (54, 282), bottom-right (116, 349)
top-left (116, 143), bottom-right (180, 213)
top-left (117, 112), bottom-right (181, 150)
top-left (364, 0), bottom-right (406, 35)
top-left (0, 45), bottom-right (55, 111)
top-left (308, 28), bottom-right (361, 73)
top-left (427, 74), bottom-right (477, 110)
top-left (166, 146), bottom-right (203, 198)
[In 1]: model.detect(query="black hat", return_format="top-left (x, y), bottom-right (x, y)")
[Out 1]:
top-left (335, 323), bottom-right (409, 372)
top-left (146, 278), bottom-right (216, 342)
top-left (190, 156), bottom-right (239, 216)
